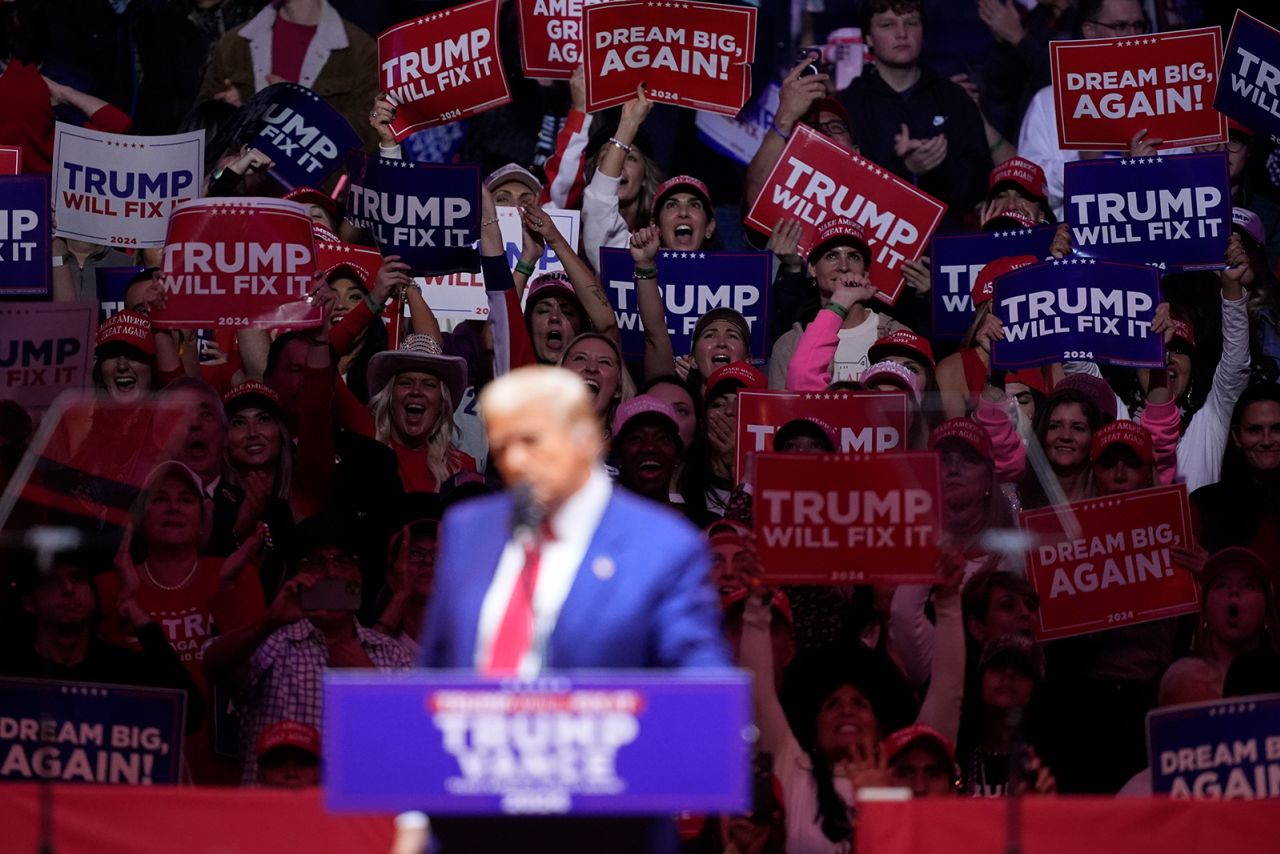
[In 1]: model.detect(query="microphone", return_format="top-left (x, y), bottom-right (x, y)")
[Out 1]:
top-left (510, 483), bottom-right (546, 546)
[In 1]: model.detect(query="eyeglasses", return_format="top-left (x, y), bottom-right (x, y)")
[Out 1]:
top-left (1087, 18), bottom-right (1149, 35)
top-left (1199, 139), bottom-right (1248, 154)
top-left (811, 119), bottom-right (849, 138)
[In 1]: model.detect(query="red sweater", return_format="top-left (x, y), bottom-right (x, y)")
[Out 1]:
top-left (0, 61), bottom-right (132, 173)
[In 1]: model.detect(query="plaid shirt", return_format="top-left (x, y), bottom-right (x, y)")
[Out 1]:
top-left (239, 619), bottom-right (413, 783)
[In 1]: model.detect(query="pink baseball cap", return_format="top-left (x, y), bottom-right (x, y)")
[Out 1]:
top-left (859, 360), bottom-right (921, 402)
top-left (611, 394), bottom-right (682, 443)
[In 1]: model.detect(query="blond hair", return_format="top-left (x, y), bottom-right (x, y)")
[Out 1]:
top-left (369, 377), bottom-right (458, 486)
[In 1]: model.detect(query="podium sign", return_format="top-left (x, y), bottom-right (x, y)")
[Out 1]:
top-left (324, 671), bottom-right (751, 814)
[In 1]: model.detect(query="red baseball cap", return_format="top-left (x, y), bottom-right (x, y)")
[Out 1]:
top-left (705, 518), bottom-right (752, 547)
top-left (868, 329), bottom-right (935, 368)
top-left (929, 417), bottom-right (992, 459)
top-left (1169, 317), bottom-right (1195, 351)
top-left (652, 175), bottom-right (713, 220)
top-left (981, 206), bottom-right (1040, 232)
top-left (775, 416), bottom-right (840, 451)
top-left (1227, 117), bottom-right (1253, 140)
top-left (1005, 368), bottom-right (1047, 396)
top-left (223, 380), bottom-right (282, 416)
top-left (284, 186), bottom-right (339, 221)
top-left (705, 361), bottom-right (766, 402)
top-left (988, 157), bottom-right (1047, 202)
top-left (523, 271), bottom-right (581, 316)
top-left (972, 255), bottom-right (1037, 306)
top-left (95, 310), bottom-right (155, 357)
top-left (255, 720), bottom-right (321, 759)
top-left (1090, 419), bottom-right (1153, 464)
top-left (807, 216), bottom-right (872, 267)
top-left (883, 723), bottom-right (956, 765)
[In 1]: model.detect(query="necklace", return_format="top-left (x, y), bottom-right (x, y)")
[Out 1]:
top-left (142, 559), bottom-right (200, 591)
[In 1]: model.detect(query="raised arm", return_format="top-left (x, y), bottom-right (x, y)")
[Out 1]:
top-left (629, 224), bottom-right (675, 380)
top-left (744, 59), bottom-right (828, 208)
top-left (521, 204), bottom-right (619, 346)
top-left (740, 593), bottom-right (799, 758)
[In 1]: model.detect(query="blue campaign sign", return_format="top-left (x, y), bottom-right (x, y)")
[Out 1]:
top-left (1148, 694), bottom-right (1280, 798)
top-left (324, 671), bottom-right (752, 815)
top-left (599, 248), bottom-right (771, 365)
top-left (0, 175), bottom-right (51, 297)
top-left (96, 265), bottom-right (147, 322)
top-left (345, 152), bottom-right (481, 277)
top-left (930, 226), bottom-right (1057, 341)
top-left (1215, 11), bottom-right (1280, 142)
top-left (1064, 152), bottom-right (1231, 271)
top-left (991, 258), bottom-right (1163, 370)
top-left (0, 677), bottom-right (186, 784)
top-left (231, 83), bottom-right (361, 190)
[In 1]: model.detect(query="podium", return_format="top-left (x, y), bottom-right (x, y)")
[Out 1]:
top-left (323, 671), bottom-right (752, 815)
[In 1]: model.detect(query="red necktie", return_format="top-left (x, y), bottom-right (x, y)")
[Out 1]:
top-left (484, 528), bottom-right (550, 675)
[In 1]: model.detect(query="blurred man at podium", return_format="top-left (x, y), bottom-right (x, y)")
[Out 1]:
top-left (413, 365), bottom-right (731, 852)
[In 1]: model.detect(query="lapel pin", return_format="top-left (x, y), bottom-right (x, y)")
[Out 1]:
top-left (592, 556), bottom-right (615, 580)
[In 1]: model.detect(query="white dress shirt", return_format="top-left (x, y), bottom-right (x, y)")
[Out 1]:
top-left (474, 467), bottom-right (613, 677)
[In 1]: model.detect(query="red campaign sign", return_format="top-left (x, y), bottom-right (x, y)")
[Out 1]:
top-left (378, 0), bottom-right (512, 139)
top-left (151, 198), bottom-right (321, 331)
top-left (582, 1), bottom-right (756, 116)
top-left (518, 0), bottom-right (584, 79)
top-left (1050, 27), bottom-right (1227, 151)
top-left (1019, 484), bottom-right (1200, 641)
top-left (0, 146), bottom-right (20, 175)
top-left (744, 125), bottom-right (946, 305)
top-left (734, 390), bottom-right (910, 483)
top-left (315, 240), bottom-right (384, 284)
top-left (752, 452), bottom-right (942, 585)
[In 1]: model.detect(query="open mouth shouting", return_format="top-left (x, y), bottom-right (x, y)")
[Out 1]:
top-left (544, 328), bottom-right (565, 353)
top-left (670, 224), bottom-right (696, 249)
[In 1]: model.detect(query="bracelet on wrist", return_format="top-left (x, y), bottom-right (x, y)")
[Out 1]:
top-left (989, 136), bottom-right (1004, 154)
top-left (608, 137), bottom-right (632, 154)
top-left (480, 216), bottom-right (499, 228)
top-left (633, 265), bottom-right (658, 280)
top-left (826, 302), bottom-right (850, 320)
top-left (514, 260), bottom-right (536, 277)
top-left (771, 121), bottom-right (791, 142)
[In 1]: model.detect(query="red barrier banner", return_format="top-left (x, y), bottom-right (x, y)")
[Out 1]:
top-left (1050, 27), bottom-right (1227, 151)
top-left (752, 452), bottom-right (941, 584)
top-left (518, 0), bottom-right (584, 79)
top-left (1019, 484), bottom-right (1199, 641)
top-left (735, 389), bottom-right (910, 482)
top-left (152, 198), bottom-right (321, 330)
top-left (744, 125), bottom-right (946, 304)
top-left (582, 1), bottom-right (757, 116)
top-left (857, 797), bottom-right (1279, 854)
top-left (378, 0), bottom-right (511, 139)
top-left (0, 146), bottom-right (20, 174)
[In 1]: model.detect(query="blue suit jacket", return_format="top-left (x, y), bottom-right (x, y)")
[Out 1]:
top-left (417, 487), bottom-right (731, 671)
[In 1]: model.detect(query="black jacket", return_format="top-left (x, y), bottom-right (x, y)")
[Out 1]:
top-left (839, 65), bottom-right (993, 227)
